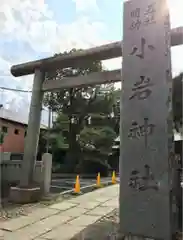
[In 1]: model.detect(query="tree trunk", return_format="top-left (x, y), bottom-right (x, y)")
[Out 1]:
top-left (66, 88), bottom-right (79, 172)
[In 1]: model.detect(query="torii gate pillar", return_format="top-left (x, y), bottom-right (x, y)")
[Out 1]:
top-left (10, 69), bottom-right (45, 203)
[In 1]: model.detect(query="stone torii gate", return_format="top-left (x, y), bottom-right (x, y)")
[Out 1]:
top-left (9, 0), bottom-right (183, 239)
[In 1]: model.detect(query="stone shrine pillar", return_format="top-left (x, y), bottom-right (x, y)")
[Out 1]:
top-left (119, 0), bottom-right (173, 239)
top-left (42, 153), bottom-right (52, 195)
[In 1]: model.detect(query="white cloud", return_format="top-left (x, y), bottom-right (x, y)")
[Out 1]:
top-left (72, 0), bottom-right (98, 12)
top-left (0, 0), bottom-right (105, 53)
top-left (0, 0), bottom-right (106, 116)
top-left (56, 17), bottom-right (105, 52)
top-left (0, 58), bottom-right (11, 72)
top-left (0, 0), bottom-right (57, 52)
top-left (0, 0), bottom-right (182, 117)
top-left (168, 0), bottom-right (183, 28)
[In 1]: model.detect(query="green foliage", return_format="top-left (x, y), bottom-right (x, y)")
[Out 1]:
top-left (52, 113), bottom-right (69, 132)
top-left (50, 133), bottom-right (68, 150)
top-left (79, 126), bottom-right (116, 154)
top-left (41, 63), bottom-right (182, 174)
top-left (42, 48), bottom-right (120, 172)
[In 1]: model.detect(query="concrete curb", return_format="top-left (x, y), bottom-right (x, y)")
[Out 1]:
top-left (41, 181), bottom-right (119, 203)
top-left (51, 173), bottom-right (112, 179)
top-left (59, 181), bottom-right (117, 196)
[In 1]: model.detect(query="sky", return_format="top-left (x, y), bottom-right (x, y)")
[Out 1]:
top-left (0, 0), bottom-right (183, 125)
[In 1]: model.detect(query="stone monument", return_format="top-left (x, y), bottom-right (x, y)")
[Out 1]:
top-left (120, 0), bottom-right (173, 239)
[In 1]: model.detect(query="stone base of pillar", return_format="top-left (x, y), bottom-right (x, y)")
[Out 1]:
top-left (9, 186), bottom-right (41, 204)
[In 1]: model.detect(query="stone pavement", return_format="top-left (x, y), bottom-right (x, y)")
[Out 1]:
top-left (0, 184), bottom-right (119, 240)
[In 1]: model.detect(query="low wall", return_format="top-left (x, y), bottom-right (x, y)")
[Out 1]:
top-left (0, 152), bottom-right (42, 161)
top-left (0, 153), bottom-right (52, 198)
top-left (0, 160), bottom-right (43, 184)
top-left (0, 152), bottom-right (12, 162)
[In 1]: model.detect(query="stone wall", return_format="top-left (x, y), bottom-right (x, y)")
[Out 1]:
top-left (0, 160), bottom-right (43, 184)
top-left (0, 153), bottom-right (52, 199)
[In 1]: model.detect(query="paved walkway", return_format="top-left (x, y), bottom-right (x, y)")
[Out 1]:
top-left (0, 184), bottom-right (119, 240)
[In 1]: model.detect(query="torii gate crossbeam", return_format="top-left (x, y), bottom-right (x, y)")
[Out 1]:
top-left (11, 26), bottom-right (183, 77)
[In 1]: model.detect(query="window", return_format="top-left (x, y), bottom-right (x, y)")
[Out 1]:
top-left (2, 126), bottom-right (8, 133)
top-left (14, 129), bottom-right (19, 135)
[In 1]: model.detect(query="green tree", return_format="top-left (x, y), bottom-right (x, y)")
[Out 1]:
top-left (43, 49), bottom-right (120, 172)
top-left (48, 84), bottom-right (119, 172)
top-left (43, 49), bottom-right (103, 171)
top-left (78, 126), bottom-right (116, 174)
top-left (76, 84), bottom-right (118, 173)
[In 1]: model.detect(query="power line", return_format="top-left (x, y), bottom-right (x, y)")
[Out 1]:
top-left (0, 86), bottom-right (32, 93)
top-left (0, 87), bottom-right (50, 111)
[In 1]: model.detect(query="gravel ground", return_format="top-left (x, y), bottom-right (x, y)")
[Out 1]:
top-left (0, 183), bottom-right (111, 221)
top-left (0, 193), bottom-right (73, 221)
top-left (71, 208), bottom-right (120, 240)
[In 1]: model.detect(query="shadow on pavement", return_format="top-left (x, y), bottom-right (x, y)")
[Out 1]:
top-left (70, 209), bottom-right (119, 240)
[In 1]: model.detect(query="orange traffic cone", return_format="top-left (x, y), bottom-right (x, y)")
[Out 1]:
top-left (112, 171), bottom-right (116, 184)
top-left (96, 172), bottom-right (101, 187)
top-left (74, 175), bottom-right (80, 193)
